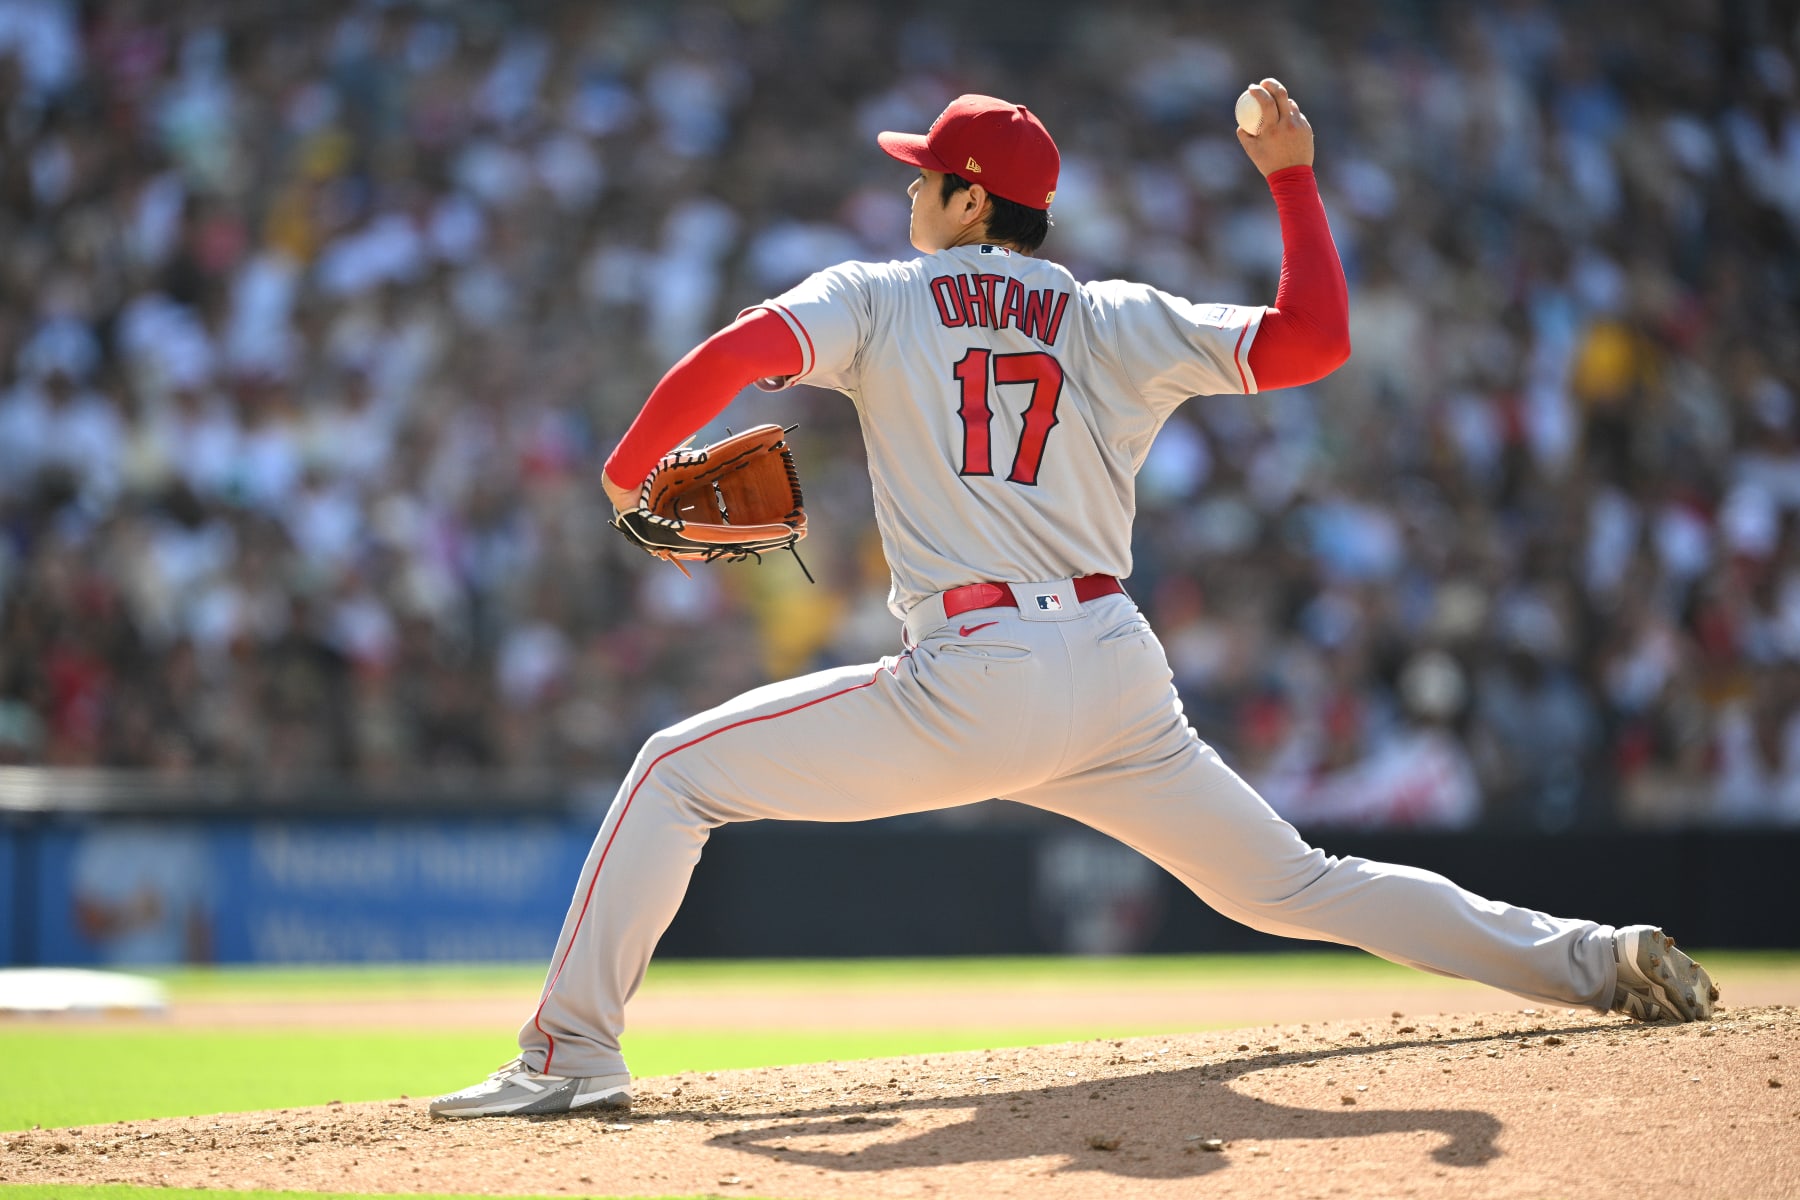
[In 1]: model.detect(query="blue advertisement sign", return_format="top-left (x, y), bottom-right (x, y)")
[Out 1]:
top-left (0, 825), bottom-right (14, 964)
top-left (31, 817), bottom-right (596, 966)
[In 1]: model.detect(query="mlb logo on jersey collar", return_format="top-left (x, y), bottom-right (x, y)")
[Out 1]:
top-left (979, 244), bottom-right (1012, 256)
top-left (1036, 594), bottom-right (1062, 610)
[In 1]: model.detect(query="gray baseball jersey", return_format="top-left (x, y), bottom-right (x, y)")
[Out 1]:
top-left (749, 244), bottom-right (1264, 617)
top-left (516, 246), bottom-right (1623, 1083)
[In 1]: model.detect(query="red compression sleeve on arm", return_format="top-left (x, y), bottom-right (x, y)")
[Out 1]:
top-left (1244, 165), bottom-right (1351, 390)
top-left (603, 308), bottom-right (805, 489)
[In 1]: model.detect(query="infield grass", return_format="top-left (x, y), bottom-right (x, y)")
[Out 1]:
top-left (131, 949), bottom-right (1438, 999)
top-left (0, 1025), bottom-right (1115, 1132)
top-left (0, 1191), bottom-right (737, 1200)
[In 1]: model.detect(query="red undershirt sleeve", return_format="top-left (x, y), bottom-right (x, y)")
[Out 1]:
top-left (1244, 164), bottom-right (1351, 391)
top-left (602, 308), bottom-right (805, 490)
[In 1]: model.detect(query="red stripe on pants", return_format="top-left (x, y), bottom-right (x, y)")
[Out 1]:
top-left (533, 658), bottom-right (906, 1073)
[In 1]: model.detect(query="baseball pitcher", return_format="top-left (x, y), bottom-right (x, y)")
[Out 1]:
top-left (431, 82), bottom-right (1716, 1118)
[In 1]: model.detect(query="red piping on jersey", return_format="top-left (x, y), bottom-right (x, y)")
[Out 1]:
top-left (1231, 323), bottom-right (1251, 393)
top-left (534, 653), bottom-right (910, 1074)
top-left (1243, 165), bottom-right (1350, 390)
top-left (771, 303), bottom-right (816, 378)
top-left (603, 307), bottom-right (805, 490)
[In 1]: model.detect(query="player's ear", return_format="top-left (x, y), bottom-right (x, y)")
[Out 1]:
top-left (959, 183), bottom-right (990, 229)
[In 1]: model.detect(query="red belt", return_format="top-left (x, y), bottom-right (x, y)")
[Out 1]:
top-left (940, 574), bottom-right (1125, 619)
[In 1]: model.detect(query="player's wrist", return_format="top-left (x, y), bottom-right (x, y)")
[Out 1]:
top-left (1265, 164), bottom-right (1316, 188)
top-left (603, 467), bottom-right (639, 512)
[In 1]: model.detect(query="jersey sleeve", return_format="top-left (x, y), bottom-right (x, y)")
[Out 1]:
top-left (1088, 280), bottom-right (1265, 414)
top-left (740, 261), bottom-right (879, 394)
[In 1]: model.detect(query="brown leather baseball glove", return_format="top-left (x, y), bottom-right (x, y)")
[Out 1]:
top-left (612, 424), bottom-right (808, 574)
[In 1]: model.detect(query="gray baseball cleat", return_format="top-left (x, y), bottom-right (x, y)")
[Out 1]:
top-left (428, 1058), bottom-right (632, 1118)
top-left (1611, 926), bottom-right (1718, 1022)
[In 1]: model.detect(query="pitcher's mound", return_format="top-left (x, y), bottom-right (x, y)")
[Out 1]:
top-left (4, 1005), bottom-right (1795, 1199)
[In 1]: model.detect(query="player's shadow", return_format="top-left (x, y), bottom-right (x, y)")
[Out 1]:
top-left (686, 1022), bottom-right (1607, 1180)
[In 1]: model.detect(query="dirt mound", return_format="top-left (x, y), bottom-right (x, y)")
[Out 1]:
top-left (5, 1005), bottom-right (1797, 1199)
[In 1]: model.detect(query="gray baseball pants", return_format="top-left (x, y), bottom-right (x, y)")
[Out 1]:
top-left (521, 583), bottom-right (1619, 1079)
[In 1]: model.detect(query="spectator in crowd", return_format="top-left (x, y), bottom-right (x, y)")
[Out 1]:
top-left (0, 0), bottom-right (1796, 831)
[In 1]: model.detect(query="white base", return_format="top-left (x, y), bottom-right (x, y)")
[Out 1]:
top-left (0, 967), bottom-right (168, 1014)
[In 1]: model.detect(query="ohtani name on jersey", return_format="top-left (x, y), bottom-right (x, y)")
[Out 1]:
top-left (929, 273), bottom-right (1070, 345)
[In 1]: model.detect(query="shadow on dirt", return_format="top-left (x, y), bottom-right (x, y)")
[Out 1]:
top-left (680, 1022), bottom-right (1614, 1180)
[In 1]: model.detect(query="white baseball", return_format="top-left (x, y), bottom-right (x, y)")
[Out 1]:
top-left (1235, 88), bottom-right (1265, 135)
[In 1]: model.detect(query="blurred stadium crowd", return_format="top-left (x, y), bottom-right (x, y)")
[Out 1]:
top-left (1, 0), bottom-right (1797, 829)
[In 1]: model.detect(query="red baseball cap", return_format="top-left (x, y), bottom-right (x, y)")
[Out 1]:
top-left (878, 94), bottom-right (1059, 210)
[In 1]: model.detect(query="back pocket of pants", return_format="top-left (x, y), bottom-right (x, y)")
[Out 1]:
top-left (1095, 615), bottom-right (1153, 645)
top-left (935, 639), bottom-right (1032, 663)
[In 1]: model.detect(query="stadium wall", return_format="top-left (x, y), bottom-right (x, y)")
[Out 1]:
top-left (2, 805), bottom-right (1794, 966)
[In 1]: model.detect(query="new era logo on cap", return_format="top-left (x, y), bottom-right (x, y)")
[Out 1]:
top-left (877, 94), bottom-right (1060, 210)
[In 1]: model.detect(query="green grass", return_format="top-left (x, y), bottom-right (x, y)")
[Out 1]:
top-left (144, 964), bottom-right (546, 1001)
top-left (2, 1029), bottom-right (503, 1131)
top-left (0, 1025), bottom-right (1117, 1133)
top-left (0, 1191), bottom-right (731, 1200)
top-left (140, 950), bottom-right (1434, 1000)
